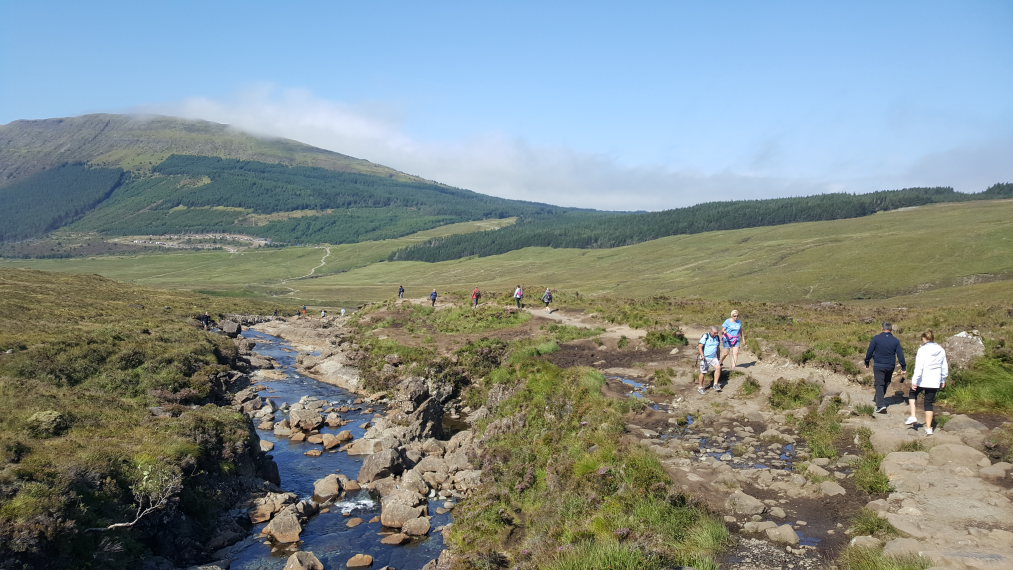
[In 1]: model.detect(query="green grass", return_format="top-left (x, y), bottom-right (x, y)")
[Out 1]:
top-left (940, 355), bottom-right (1013, 414)
top-left (848, 508), bottom-right (899, 538)
top-left (837, 546), bottom-right (931, 570)
top-left (854, 404), bottom-right (876, 417)
top-left (768, 378), bottom-right (823, 410)
top-left (853, 428), bottom-right (894, 495)
top-left (0, 269), bottom-right (279, 567)
top-left (796, 398), bottom-right (843, 459)
top-left (543, 323), bottom-right (605, 343)
top-left (735, 376), bottom-right (761, 398)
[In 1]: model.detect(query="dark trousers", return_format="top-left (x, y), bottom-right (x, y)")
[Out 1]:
top-left (874, 368), bottom-right (894, 408)
top-left (515, 298), bottom-right (522, 308)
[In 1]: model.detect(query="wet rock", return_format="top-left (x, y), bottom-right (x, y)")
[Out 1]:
top-left (726, 490), bottom-right (766, 515)
top-left (346, 553), bottom-right (373, 568)
top-left (819, 481), bottom-right (846, 497)
top-left (765, 524), bottom-right (800, 545)
top-left (284, 551), bottom-right (324, 570)
top-left (359, 449), bottom-right (405, 484)
top-left (346, 517), bottom-right (364, 527)
top-left (250, 492), bottom-right (298, 524)
top-left (290, 409), bottom-right (324, 431)
top-left (380, 532), bottom-right (410, 545)
top-left (260, 440), bottom-right (275, 452)
top-left (402, 516), bottom-right (432, 536)
top-left (262, 510), bottom-right (302, 543)
top-left (313, 474), bottom-right (343, 502)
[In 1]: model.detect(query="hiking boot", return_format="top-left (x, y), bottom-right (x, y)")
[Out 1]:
top-left (925, 427), bottom-right (934, 435)
top-left (875, 406), bottom-right (887, 414)
top-left (698, 387), bottom-right (706, 395)
top-left (905, 416), bottom-right (917, 425)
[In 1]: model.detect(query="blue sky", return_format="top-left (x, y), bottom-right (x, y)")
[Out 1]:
top-left (2, 1), bottom-right (1011, 210)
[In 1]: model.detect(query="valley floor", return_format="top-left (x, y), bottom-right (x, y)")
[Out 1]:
top-left (259, 301), bottom-right (1013, 569)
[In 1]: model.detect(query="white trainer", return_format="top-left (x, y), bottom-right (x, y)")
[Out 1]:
top-left (905, 416), bottom-right (917, 425)
top-left (925, 427), bottom-right (934, 435)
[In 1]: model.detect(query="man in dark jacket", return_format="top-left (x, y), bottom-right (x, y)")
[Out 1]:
top-left (865, 322), bottom-right (907, 413)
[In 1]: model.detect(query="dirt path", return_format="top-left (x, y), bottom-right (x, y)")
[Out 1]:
top-left (555, 318), bottom-right (1013, 568)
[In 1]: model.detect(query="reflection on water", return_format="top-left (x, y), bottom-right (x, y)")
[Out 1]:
top-left (223, 330), bottom-right (449, 570)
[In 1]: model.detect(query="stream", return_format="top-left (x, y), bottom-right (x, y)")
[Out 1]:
top-left (222, 329), bottom-right (450, 569)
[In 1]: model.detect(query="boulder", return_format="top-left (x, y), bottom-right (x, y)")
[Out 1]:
top-left (726, 490), bottom-right (765, 515)
top-left (260, 440), bottom-right (275, 452)
top-left (928, 443), bottom-right (990, 468)
top-left (359, 449), bottom-right (405, 484)
top-left (347, 438), bottom-right (385, 456)
top-left (262, 511), bottom-right (302, 543)
top-left (820, 481), bottom-right (846, 497)
top-left (979, 461), bottom-right (1012, 482)
top-left (321, 433), bottom-right (341, 450)
top-left (765, 524), bottom-right (800, 545)
top-left (290, 409), bottom-right (324, 431)
top-left (221, 320), bottom-right (242, 338)
top-left (335, 430), bottom-right (354, 443)
top-left (314, 474), bottom-right (343, 502)
top-left (380, 491), bottom-right (425, 528)
top-left (850, 536), bottom-right (884, 549)
top-left (402, 516), bottom-right (432, 536)
top-left (453, 469), bottom-right (483, 493)
top-left (284, 551), bottom-right (324, 570)
top-left (249, 492), bottom-right (298, 523)
top-left (380, 532), bottom-right (410, 545)
top-left (346, 554), bottom-right (373, 568)
top-left (26, 410), bottom-right (69, 438)
top-left (942, 331), bottom-right (985, 368)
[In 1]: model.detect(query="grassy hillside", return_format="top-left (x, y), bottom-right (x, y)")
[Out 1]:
top-left (0, 269), bottom-right (286, 568)
top-left (0, 114), bottom-right (405, 186)
top-left (0, 115), bottom-right (572, 246)
top-left (3, 199), bottom-right (1010, 308)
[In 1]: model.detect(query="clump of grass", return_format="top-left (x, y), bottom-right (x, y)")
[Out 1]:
top-left (617, 335), bottom-right (630, 349)
top-left (797, 398), bottom-right (843, 459)
top-left (897, 440), bottom-right (925, 452)
top-left (547, 542), bottom-right (661, 570)
top-left (939, 356), bottom-right (1013, 414)
top-left (735, 376), bottom-right (761, 398)
top-left (644, 328), bottom-right (688, 349)
top-left (934, 414), bottom-right (952, 429)
top-left (543, 323), bottom-right (605, 343)
top-left (854, 403), bottom-right (876, 416)
top-left (768, 378), bottom-right (823, 410)
top-left (652, 368), bottom-right (674, 386)
top-left (853, 428), bottom-right (893, 495)
top-left (848, 508), bottom-right (899, 538)
top-left (836, 546), bottom-right (931, 570)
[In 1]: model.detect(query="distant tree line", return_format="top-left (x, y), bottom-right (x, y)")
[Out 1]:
top-left (0, 164), bottom-right (124, 241)
top-left (388, 184), bottom-right (1013, 262)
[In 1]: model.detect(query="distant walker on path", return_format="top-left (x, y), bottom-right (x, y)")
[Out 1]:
top-left (541, 288), bottom-right (553, 311)
top-left (864, 322), bottom-right (907, 414)
top-left (398, 285), bottom-right (405, 299)
top-left (472, 287), bottom-right (481, 307)
top-left (513, 285), bottom-right (524, 309)
top-left (720, 310), bottom-right (744, 369)
top-left (430, 289), bottom-right (438, 307)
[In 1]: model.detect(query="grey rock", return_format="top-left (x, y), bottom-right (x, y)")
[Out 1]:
top-left (726, 490), bottom-right (765, 515)
top-left (359, 449), bottom-right (405, 484)
top-left (283, 551), bottom-right (323, 570)
top-left (765, 524), bottom-right (800, 545)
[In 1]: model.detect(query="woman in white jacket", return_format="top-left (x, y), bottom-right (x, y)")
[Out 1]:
top-left (905, 330), bottom-right (949, 435)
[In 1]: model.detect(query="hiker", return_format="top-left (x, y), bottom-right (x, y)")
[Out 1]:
top-left (541, 288), bottom-right (553, 311)
top-left (472, 287), bottom-right (481, 307)
top-left (340, 307), bottom-right (346, 317)
top-left (905, 330), bottom-right (948, 435)
top-left (398, 285), bottom-right (405, 299)
top-left (864, 322), bottom-right (907, 414)
top-left (302, 305), bottom-right (308, 316)
top-left (698, 326), bottom-right (723, 394)
top-left (720, 310), bottom-right (744, 368)
top-left (198, 311), bottom-right (213, 330)
top-left (513, 285), bottom-right (524, 308)
top-left (321, 309), bottom-right (327, 318)
top-left (430, 289), bottom-right (438, 307)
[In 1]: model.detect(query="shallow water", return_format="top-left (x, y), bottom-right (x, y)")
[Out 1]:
top-left (224, 329), bottom-right (450, 570)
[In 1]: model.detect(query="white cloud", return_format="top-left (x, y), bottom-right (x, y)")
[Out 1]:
top-left (138, 86), bottom-right (1010, 211)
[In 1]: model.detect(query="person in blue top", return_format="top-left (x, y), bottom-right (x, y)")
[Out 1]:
top-left (720, 310), bottom-right (744, 369)
top-left (698, 326), bottom-right (723, 394)
top-left (864, 322), bottom-right (907, 413)
top-left (398, 285), bottom-right (405, 299)
top-left (430, 289), bottom-right (438, 307)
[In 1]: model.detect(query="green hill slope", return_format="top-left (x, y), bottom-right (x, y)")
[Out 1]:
top-left (0, 115), bottom-right (573, 246)
top-left (5, 199), bottom-right (1010, 306)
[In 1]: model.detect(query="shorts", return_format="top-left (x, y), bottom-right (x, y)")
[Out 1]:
top-left (722, 334), bottom-right (740, 348)
top-left (699, 356), bottom-right (720, 374)
top-left (908, 386), bottom-right (938, 411)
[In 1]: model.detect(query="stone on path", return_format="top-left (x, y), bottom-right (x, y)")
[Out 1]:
top-left (726, 490), bottom-right (765, 515)
top-left (765, 524), bottom-right (800, 545)
top-left (819, 480), bottom-right (846, 497)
